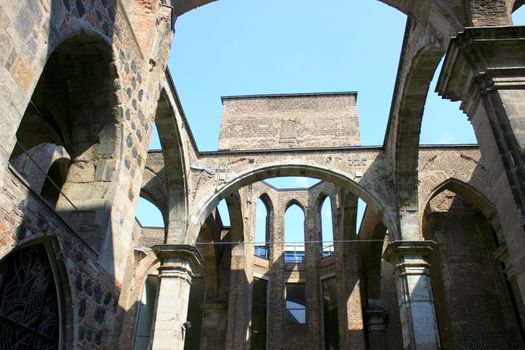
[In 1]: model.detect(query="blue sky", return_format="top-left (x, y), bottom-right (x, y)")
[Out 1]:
top-left (138, 1), bottom-right (525, 235)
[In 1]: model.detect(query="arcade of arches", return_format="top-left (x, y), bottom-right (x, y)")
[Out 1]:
top-left (0, 0), bottom-right (525, 349)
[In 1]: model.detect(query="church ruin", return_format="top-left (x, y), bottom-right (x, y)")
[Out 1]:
top-left (0, 0), bottom-right (525, 349)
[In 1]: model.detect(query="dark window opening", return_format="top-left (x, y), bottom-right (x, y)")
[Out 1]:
top-left (0, 244), bottom-right (60, 349)
top-left (133, 275), bottom-right (158, 350)
top-left (184, 278), bottom-right (204, 350)
top-left (323, 278), bottom-right (339, 349)
top-left (251, 278), bottom-right (267, 349)
top-left (285, 283), bottom-right (306, 325)
top-left (40, 158), bottom-right (70, 207)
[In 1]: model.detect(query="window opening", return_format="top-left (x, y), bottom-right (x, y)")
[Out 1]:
top-left (285, 283), bottom-right (306, 325)
top-left (40, 158), bottom-right (70, 207)
top-left (217, 199), bottom-right (231, 227)
top-left (320, 196), bottom-right (334, 258)
top-left (322, 278), bottom-right (339, 349)
top-left (0, 245), bottom-right (60, 349)
top-left (133, 275), bottom-right (158, 350)
top-left (184, 277), bottom-right (204, 350)
top-left (284, 204), bottom-right (305, 263)
top-left (250, 278), bottom-right (267, 349)
top-left (254, 198), bottom-right (269, 259)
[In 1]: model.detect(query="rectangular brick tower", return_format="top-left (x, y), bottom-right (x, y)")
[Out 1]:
top-left (218, 92), bottom-right (360, 150)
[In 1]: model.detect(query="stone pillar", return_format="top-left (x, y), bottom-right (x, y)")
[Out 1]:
top-left (383, 241), bottom-right (440, 350)
top-left (437, 27), bottom-right (525, 309)
top-left (200, 303), bottom-right (227, 350)
top-left (151, 244), bottom-right (203, 350)
top-left (364, 307), bottom-right (387, 350)
top-left (225, 250), bottom-right (252, 350)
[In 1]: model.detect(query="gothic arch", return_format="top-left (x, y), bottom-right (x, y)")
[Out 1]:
top-left (423, 178), bottom-right (496, 225)
top-left (0, 237), bottom-right (72, 349)
top-left (284, 199), bottom-right (306, 214)
top-left (421, 178), bottom-right (524, 348)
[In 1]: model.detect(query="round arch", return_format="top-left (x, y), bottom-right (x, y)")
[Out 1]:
top-left (187, 163), bottom-right (396, 245)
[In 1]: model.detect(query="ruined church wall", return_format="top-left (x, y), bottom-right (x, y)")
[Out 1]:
top-left (218, 93), bottom-right (360, 150)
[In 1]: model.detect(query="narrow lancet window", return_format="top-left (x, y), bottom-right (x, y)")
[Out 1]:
top-left (284, 204), bottom-right (305, 263)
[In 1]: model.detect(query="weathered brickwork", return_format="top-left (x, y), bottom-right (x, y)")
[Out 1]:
top-left (218, 93), bottom-right (360, 150)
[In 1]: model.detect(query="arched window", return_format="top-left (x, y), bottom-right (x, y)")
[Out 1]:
top-left (0, 244), bottom-right (60, 348)
top-left (255, 198), bottom-right (270, 259)
top-left (284, 204), bottom-right (305, 263)
top-left (320, 196), bottom-right (334, 258)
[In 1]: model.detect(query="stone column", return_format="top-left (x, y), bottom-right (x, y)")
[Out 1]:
top-left (225, 247), bottom-right (252, 350)
top-left (383, 241), bottom-right (440, 350)
top-left (200, 303), bottom-right (227, 350)
top-left (151, 244), bottom-right (203, 350)
top-left (437, 27), bottom-right (525, 308)
top-left (364, 307), bottom-right (387, 350)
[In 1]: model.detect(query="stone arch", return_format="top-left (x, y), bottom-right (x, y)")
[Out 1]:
top-left (284, 198), bottom-right (306, 214)
top-left (0, 237), bottom-right (73, 349)
top-left (422, 179), bottom-right (525, 348)
top-left (11, 31), bottom-right (124, 252)
top-left (314, 191), bottom-right (336, 257)
top-left (283, 200), bottom-right (306, 246)
top-left (155, 90), bottom-right (188, 243)
top-left (40, 157), bottom-right (72, 207)
top-left (173, 0), bottom-right (420, 21)
top-left (423, 178), bottom-right (496, 226)
top-left (10, 143), bottom-right (71, 197)
top-left (513, 0), bottom-right (525, 11)
top-left (392, 44), bottom-right (444, 210)
top-left (256, 192), bottom-right (274, 245)
top-left (188, 163), bottom-right (396, 245)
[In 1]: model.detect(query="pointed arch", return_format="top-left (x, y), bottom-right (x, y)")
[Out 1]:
top-left (255, 193), bottom-right (273, 259)
top-left (0, 239), bottom-right (72, 349)
top-left (284, 202), bottom-right (305, 263)
top-left (316, 193), bottom-right (335, 258)
top-left (423, 178), bottom-right (496, 228)
top-left (422, 178), bottom-right (525, 348)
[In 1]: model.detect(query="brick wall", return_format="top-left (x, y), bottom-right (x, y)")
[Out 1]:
top-left (218, 93), bottom-right (360, 150)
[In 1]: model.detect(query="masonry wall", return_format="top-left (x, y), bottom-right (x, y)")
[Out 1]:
top-left (218, 93), bottom-right (360, 150)
top-left (425, 193), bottom-right (523, 349)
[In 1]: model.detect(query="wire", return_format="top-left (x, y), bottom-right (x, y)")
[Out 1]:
top-left (195, 239), bottom-right (387, 245)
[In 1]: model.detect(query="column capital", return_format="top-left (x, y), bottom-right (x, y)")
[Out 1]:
top-left (383, 240), bottom-right (437, 265)
top-left (152, 244), bottom-right (204, 265)
top-left (437, 26), bottom-right (525, 108)
top-left (364, 307), bottom-right (387, 332)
